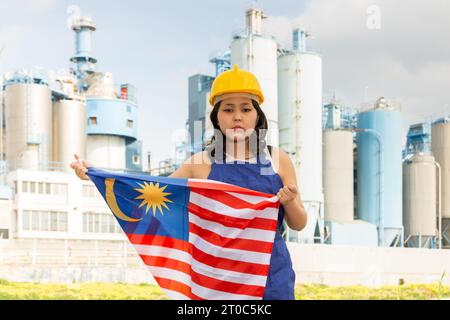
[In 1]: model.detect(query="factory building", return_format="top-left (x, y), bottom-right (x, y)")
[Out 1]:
top-left (0, 16), bottom-right (144, 268)
top-left (1, 7), bottom-right (449, 286)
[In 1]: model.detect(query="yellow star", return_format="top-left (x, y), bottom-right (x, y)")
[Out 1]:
top-left (133, 181), bottom-right (173, 216)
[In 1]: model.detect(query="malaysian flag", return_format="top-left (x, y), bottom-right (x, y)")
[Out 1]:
top-left (87, 167), bottom-right (280, 300)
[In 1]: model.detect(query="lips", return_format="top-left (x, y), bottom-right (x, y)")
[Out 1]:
top-left (232, 126), bottom-right (245, 131)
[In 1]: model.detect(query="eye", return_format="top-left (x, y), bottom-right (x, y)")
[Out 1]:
top-left (223, 109), bottom-right (233, 113)
top-left (243, 108), bottom-right (251, 112)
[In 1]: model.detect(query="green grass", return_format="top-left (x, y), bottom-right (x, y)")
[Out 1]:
top-left (294, 283), bottom-right (450, 300)
top-left (0, 279), bottom-right (449, 300)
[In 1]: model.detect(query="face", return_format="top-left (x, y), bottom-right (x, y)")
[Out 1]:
top-left (217, 95), bottom-right (258, 143)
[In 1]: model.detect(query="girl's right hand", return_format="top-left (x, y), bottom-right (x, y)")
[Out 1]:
top-left (70, 154), bottom-right (91, 181)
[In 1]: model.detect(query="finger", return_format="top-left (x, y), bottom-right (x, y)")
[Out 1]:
top-left (280, 188), bottom-right (291, 198)
top-left (287, 185), bottom-right (298, 193)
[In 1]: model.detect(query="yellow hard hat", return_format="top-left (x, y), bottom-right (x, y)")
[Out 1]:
top-left (209, 64), bottom-right (265, 106)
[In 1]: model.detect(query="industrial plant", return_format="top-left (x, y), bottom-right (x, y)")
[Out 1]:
top-left (0, 7), bottom-right (449, 286)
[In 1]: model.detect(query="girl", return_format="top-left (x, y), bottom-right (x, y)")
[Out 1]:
top-left (70, 65), bottom-right (308, 300)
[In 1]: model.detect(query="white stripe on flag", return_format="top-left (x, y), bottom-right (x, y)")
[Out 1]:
top-left (189, 191), bottom-right (278, 220)
top-left (225, 191), bottom-right (278, 205)
top-left (134, 244), bottom-right (191, 263)
top-left (189, 211), bottom-right (276, 242)
top-left (189, 232), bottom-right (272, 265)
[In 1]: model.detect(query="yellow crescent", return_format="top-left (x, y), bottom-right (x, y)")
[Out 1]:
top-left (105, 178), bottom-right (142, 222)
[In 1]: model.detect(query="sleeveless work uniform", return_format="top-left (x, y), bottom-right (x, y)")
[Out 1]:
top-left (206, 147), bottom-right (296, 300)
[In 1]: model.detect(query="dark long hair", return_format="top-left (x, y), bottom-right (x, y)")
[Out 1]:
top-left (205, 100), bottom-right (269, 163)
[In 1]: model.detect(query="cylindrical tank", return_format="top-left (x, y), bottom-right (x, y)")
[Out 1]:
top-left (277, 35), bottom-right (323, 243)
top-left (356, 98), bottom-right (403, 246)
top-left (52, 98), bottom-right (87, 172)
top-left (431, 120), bottom-right (450, 219)
top-left (5, 83), bottom-right (52, 171)
top-left (323, 130), bottom-right (354, 223)
top-left (278, 52), bottom-right (323, 202)
top-left (230, 9), bottom-right (278, 146)
top-left (403, 153), bottom-right (437, 237)
top-left (86, 135), bottom-right (125, 169)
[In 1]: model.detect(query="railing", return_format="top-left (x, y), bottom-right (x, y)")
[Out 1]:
top-left (0, 239), bottom-right (143, 267)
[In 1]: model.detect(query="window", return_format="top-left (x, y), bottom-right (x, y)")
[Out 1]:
top-left (0, 229), bottom-right (9, 239)
top-left (127, 119), bottom-right (133, 128)
top-left (45, 183), bottom-right (51, 194)
top-left (83, 212), bottom-right (121, 234)
top-left (108, 215), bottom-right (115, 233)
top-left (41, 211), bottom-right (49, 230)
top-left (83, 213), bottom-right (89, 233)
top-left (82, 185), bottom-right (100, 198)
top-left (38, 182), bottom-right (44, 194)
top-left (31, 212), bottom-right (39, 231)
top-left (101, 215), bottom-right (108, 233)
top-left (21, 181), bottom-right (57, 195)
top-left (22, 210), bottom-right (68, 232)
top-left (50, 211), bottom-right (58, 231)
top-left (52, 183), bottom-right (68, 196)
top-left (132, 155), bottom-right (140, 165)
top-left (89, 117), bottom-right (98, 125)
top-left (30, 182), bottom-right (36, 193)
top-left (59, 212), bottom-right (68, 232)
top-left (23, 210), bottom-right (30, 230)
top-left (94, 214), bottom-right (100, 233)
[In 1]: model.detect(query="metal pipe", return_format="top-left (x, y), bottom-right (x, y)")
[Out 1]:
top-left (434, 161), bottom-right (442, 249)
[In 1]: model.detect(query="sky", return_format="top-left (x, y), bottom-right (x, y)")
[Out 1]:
top-left (0, 0), bottom-right (449, 169)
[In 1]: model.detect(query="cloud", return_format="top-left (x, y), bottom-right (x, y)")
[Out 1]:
top-left (262, 0), bottom-right (450, 132)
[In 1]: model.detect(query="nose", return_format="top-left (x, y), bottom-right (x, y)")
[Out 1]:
top-left (233, 111), bottom-right (243, 121)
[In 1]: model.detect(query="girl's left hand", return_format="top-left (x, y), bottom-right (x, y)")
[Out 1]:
top-left (277, 185), bottom-right (298, 205)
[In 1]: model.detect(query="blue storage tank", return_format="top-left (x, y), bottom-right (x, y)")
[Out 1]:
top-left (356, 97), bottom-right (404, 247)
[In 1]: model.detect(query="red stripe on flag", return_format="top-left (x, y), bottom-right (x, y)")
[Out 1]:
top-left (141, 255), bottom-right (191, 274)
top-left (189, 222), bottom-right (274, 254)
top-left (188, 202), bottom-right (277, 231)
top-left (191, 188), bottom-right (279, 210)
top-left (187, 180), bottom-right (274, 198)
top-left (154, 277), bottom-right (203, 300)
top-left (127, 234), bottom-right (190, 252)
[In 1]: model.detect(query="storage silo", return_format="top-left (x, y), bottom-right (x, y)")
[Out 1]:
top-left (69, 15), bottom-right (141, 172)
top-left (52, 98), bottom-right (87, 172)
top-left (230, 7), bottom-right (279, 146)
top-left (356, 97), bottom-right (403, 247)
top-left (4, 80), bottom-right (52, 171)
top-left (431, 118), bottom-right (450, 247)
top-left (278, 28), bottom-right (323, 243)
top-left (403, 153), bottom-right (437, 248)
top-left (323, 129), bottom-right (354, 223)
